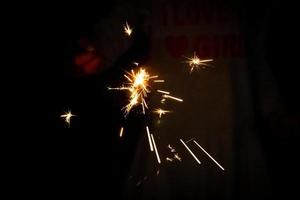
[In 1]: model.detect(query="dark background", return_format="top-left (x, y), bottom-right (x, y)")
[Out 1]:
top-left (15, 0), bottom-right (299, 199)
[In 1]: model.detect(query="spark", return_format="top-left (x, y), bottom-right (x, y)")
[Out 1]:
top-left (167, 144), bottom-right (174, 150)
top-left (180, 139), bottom-right (201, 165)
top-left (193, 140), bottom-right (225, 170)
top-left (157, 90), bottom-right (170, 95)
top-left (119, 127), bottom-right (124, 137)
top-left (146, 126), bottom-right (154, 151)
top-left (60, 110), bottom-right (76, 128)
top-left (167, 144), bottom-right (176, 152)
top-left (154, 80), bottom-right (165, 83)
top-left (162, 94), bottom-right (183, 102)
top-left (174, 153), bottom-right (182, 162)
top-left (154, 108), bottom-right (171, 118)
top-left (184, 52), bottom-right (213, 72)
top-left (124, 21), bottom-right (133, 36)
top-left (107, 86), bottom-right (129, 90)
top-left (166, 157), bottom-right (174, 162)
top-left (156, 170), bottom-right (160, 176)
top-left (151, 134), bottom-right (161, 164)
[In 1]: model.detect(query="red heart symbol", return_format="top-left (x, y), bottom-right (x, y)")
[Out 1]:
top-left (165, 35), bottom-right (189, 58)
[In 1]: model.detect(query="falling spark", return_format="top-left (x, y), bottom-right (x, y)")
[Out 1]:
top-left (156, 170), bottom-right (160, 176)
top-left (124, 21), bottom-right (133, 36)
top-left (193, 140), bottom-right (225, 170)
top-left (160, 98), bottom-right (166, 104)
top-left (154, 108), bottom-right (171, 118)
top-left (60, 110), bottom-right (76, 128)
top-left (184, 52), bottom-right (213, 72)
top-left (119, 127), bottom-right (124, 137)
top-left (174, 153), bottom-right (182, 162)
top-left (154, 80), bottom-right (165, 83)
top-left (166, 157), bottom-right (174, 162)
top-left (157, 90), bottom-right (170, 95)
top-left (151, 134), bottom-right (161, 164)
top-left (180, 139), bottom-right (201, 164)
top-left (146, 126), bottom-right (154, 151)
top-left (162, 94), bottom-right (183, 102)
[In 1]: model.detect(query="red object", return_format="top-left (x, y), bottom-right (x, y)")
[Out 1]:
top-left (74, 51), bottom-right (101, 74)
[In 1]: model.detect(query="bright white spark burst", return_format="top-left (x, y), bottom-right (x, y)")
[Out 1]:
top-left (184, 52), bottom-right (213, 72)
top-left (154, 108), bottom-right (171, 118)
top-left (109, 67), bottom-right (158, 116)
top-left (60, 110), bottom-right (76, 128)
top-left (124, 21), bottom-right (133, 36)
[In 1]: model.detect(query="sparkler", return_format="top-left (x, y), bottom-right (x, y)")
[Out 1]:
top-left (124, 21), bottom-right (133, 36)
top-left (60, 110), bottom-right (76, 128)
top-left (108, 68), bottom-right (158, 116)
top-left (108, 64), bottom-right (183, 165)
top-left (180, 139), bottom-right (201, 165)
top-left (109, 66), bottom-right (182, 117)
top-left (184, 52), bottom-right (213, 73)
top-left (193, 140), bottom-right (225, 170)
